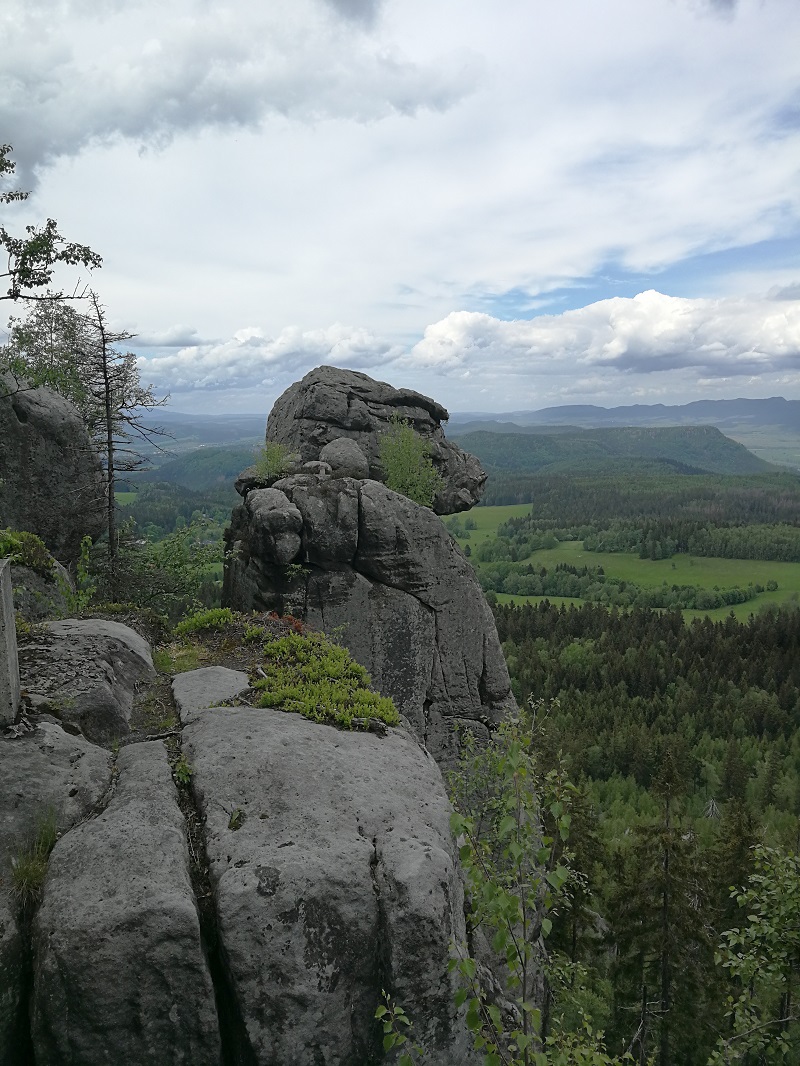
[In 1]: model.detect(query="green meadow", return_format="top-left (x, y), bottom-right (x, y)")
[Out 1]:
top-left (459, 505), bottom-right (800, 619)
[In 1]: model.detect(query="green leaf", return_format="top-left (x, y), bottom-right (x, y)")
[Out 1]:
top-left (498, 815), bottom-right (516, 839)
top-left (491, 928), bottom-right (508, 953)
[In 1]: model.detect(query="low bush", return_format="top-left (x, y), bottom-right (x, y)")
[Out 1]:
top-left (252, 630), bottom-right (399, 729)
top-left (174, 606), bottom-right (235, 636)
top-left (0, 528), bottom-right (55, 579)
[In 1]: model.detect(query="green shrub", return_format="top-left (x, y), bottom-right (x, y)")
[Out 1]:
top-left (0, 528), bottom-right (55, 579)
top-left (174, 606), bottom-right (235, 636)
top-left (378, 417), bottom-right (444, 508)
top-left (173, 754), bottom-right (194, 785)
top-left (253, 440), bottom-right (296, 479)
top-left (252, 631), bottom-right (399, 729)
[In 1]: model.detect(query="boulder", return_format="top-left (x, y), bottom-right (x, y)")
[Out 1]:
top-left (0, 375), bottom-right (105, 565)
top-left (319, 437), bottom-right (370, 480)
top-left (183, 701), bottom-right (478, 1065)
top-left (247, 487), bottom-right (303, 565)
top-left (264, 365), bottom-right (486, 514)
top-left (17, 619), bottom-right (156, 746)
top-left (0, 722), bottom-right (112, 1064)
top-left (31, 742), bottom-right (221, 1066)
top-left (224, 477), bottom-right (516, 765)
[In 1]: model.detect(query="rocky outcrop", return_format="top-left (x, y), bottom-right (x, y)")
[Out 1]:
top-left (2, 622), bottom-right (481, 1065)
top-left (223, 476), bottom-right (516, 764)
top-left (262, 365), bottom-right (487, 514)
top-left (17, 619), bottom-right (156, 746)
top-left (0, 375), bottom-right (105, 565)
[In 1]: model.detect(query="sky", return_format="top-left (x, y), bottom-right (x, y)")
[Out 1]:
top-left (2, 0), bottom-right (800, 416)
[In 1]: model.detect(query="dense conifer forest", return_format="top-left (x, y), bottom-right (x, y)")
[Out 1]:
top-left (476, 460), bottom-right (800, 1062)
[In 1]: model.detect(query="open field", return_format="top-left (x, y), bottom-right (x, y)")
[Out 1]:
top-left (114, 491), bottom-right (138, 504)
top-left (455, 505), bottom-right (800, 619)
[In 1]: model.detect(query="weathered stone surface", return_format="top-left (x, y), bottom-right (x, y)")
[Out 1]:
top-left (183, 703), bottom-right (478, 1066)
top-left (264, 365), bottom-right (487, 514)
top-left (0, 722), bottom-right (112, 1064)
top-left (319, 436), bottom-right (370, 479)
top-left (290, 478), bottom-right (359, 567)
top-left (0, 562), bottom-right (18, 728)
top-left (17, 619), bottom-right (156, 746)
top-left (247, 487), bottom-right (303, 565)
top-left (0, 375), bottom-right (105, 565)
top-left (31, 742), bottom-right (221, 1066)
top-left (172, 665), bottom-right (250, 724)
top-left (224, 477), bottom-right (516, 764)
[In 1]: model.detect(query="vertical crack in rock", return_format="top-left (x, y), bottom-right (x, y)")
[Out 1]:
top-left (368, 836), bottom-right (394, 1066)
top-left (179, 767), bottom-right (257, 1066)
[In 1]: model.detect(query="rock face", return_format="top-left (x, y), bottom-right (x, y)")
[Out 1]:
top-left (263, 365), bottom-right (487, 514)
top-left (183, 701), bottom-right (477, 1065)
top-left (1, 621), bottom-right (481, 1065)
top-left (224, 476), bottom-right (516, 764)
top-left (17, 619), bottom-right (156, 746)
top-left (32, 742), bottom-right (220, 1066)
top-left (0, 375), bottom-right (105, 565)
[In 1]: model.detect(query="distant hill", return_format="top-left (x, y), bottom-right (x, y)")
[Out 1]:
top-left (452, 425), bottom-right (775, 476)
top-left (447, 397), bottom-right (800, 469)
top-left (137, 445), bottom-right (257, 491)
top-left (449, 396), bottom-right (800, 430)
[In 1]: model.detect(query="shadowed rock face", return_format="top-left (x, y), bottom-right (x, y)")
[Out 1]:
top-left (263, 365), bottom-right (487, 514)
top-left (0, 376), bottom-right (105, 565)
top-left (223, 475), bottom-right (516, 765)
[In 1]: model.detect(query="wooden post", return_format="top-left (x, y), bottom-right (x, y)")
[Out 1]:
top-left (0, 559), bottom-right (20, 726)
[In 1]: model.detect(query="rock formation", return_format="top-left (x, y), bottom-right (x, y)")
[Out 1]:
top-left (1, 619), bottom-right (480, 1065)
top-left (0, 375), bottom-right (105, 565)
top-left (17, 619), bottom-right (156, 746)
top-left (259, 365), bottom-right (487, 515)
top-left (224, 366), bottom-right (517, 764)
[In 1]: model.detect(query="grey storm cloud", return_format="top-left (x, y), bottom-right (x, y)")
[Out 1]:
top-left (769, 283), bottom-right (800, 302)
top-left (321, 0), bottom-right (385, 26)
top-left (1, 0), bottom-right (479, 181)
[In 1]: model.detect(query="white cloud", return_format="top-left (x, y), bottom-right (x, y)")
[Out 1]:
top-left (137, 322), bottom-right (403, 390)
top-left (2, 0), bottom-right (479, 182)
top-left (408, 291), bottom-right (800, 379)
top-left (3, 0), bottom-right (800, 415)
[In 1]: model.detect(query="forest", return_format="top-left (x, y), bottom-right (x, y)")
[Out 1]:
top-left (457, 459), bottom-right (800, 1064)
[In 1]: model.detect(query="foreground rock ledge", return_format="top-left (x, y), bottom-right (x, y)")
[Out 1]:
top-left (183, 703), bottom-right (479, 1066)
top-left (31, 742), bottom-right (220, 1066)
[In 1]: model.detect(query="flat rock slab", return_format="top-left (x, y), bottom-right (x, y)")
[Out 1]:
top-left (172, 666), bottom-right (251, 724)
top-left (0, 722), bottom-right (112, 1065)
top-left (17, 619), bottom-right (156, 746)
top-left (183, 705), bottom-right (477, 1066)
top-left (31, 741), bottom-right (221, 1066)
